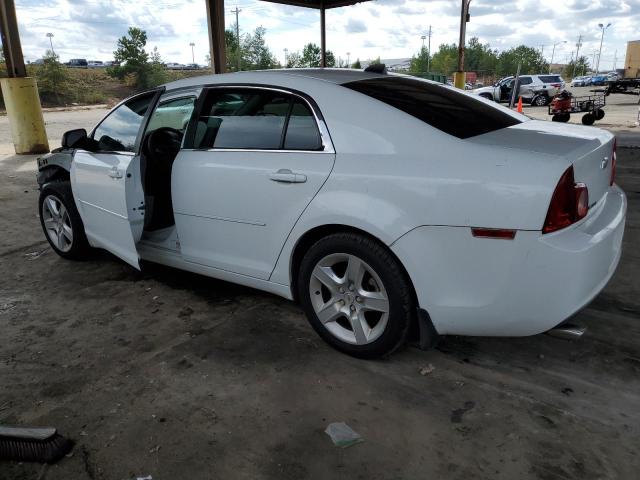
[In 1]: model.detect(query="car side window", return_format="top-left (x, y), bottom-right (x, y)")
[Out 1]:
top-left (284, 99), bottom-right (322, 150)
top-left (519, 77), bottom-right (533, 85)
top-left (190, 88), bottom-right (323, 151)
top-left (92, 92), bottom-right (155, 153)
top-left (146, 96), bottom-right (196, 135)
top-left (193, 89), bottom-right (289, 150)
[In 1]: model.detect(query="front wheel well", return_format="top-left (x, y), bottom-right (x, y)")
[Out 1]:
top-left (37, 165), bottom-right (70, 188)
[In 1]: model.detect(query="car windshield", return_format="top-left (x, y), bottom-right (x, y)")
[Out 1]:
top-left (343, 76), bottom-right (523, 139)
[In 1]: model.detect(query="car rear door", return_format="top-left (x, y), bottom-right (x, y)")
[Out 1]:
top-left (172, 86), bottom-right (335, 280)
top-left (70, 90), bottom-right (159, 268)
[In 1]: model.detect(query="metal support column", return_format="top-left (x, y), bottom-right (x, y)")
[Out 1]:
top-left (0, 0), bottom-right (49, 154)
top-left (454, 0), bottom-right (471, 89)
top-left (205, 0), bottom-right (226, 74)
top-left (320, 1), bottom-right (326, 67)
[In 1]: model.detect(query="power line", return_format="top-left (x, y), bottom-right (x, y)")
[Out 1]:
top-left (230, 6), bottom-right (241, 71)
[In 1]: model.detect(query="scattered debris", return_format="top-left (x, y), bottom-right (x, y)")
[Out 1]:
top-left (136, 476), bottom-right (152, 480)
top-left (324, 422), bottom-right (363, 448)
top-left (24, 250), bottom-right (46, 260)
top-left (178, 306), bottom-right (194, 318)
top-left (561, 387), bottom-right (574, 396)
top-left (149, 445), bottom-right (160, 453)
top-left (419, 364), bottom-right (435, 376)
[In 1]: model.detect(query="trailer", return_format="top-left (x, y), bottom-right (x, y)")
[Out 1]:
top-left (548, 91), bottom-right (606, 125)
top-left (605, 78), bottom-right (640, 96)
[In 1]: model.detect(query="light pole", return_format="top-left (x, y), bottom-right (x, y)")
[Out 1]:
top-left (189, 42), bottom-right (195, 64)
top-left (596, 22), bottom-right (611, 73)
top-left (46, 32), bottom-right (54, 55)
top-left (549, 40), bottom-right (566, 73)
top-left (346, 51), bottom-right (350, 68)
top-left (283, 48), bottom-right (288, 67)
top-left (421, 35), bottom-right (426, 49)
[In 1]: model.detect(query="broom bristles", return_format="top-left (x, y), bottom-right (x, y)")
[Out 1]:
top-left (0, 433), bottom-right (74, 463)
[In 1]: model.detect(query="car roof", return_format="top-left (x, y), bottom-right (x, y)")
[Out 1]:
top-left (163, 68), bottom-right (388, 92)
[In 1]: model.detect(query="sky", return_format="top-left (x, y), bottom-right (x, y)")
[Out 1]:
top-left (14, 0), bottom-right (640, 72)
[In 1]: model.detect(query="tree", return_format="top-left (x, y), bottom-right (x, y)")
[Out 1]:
top-left (430, 43), bottom-right (458, 75)
top-left (496, 45), bottom-right (548, 76)
top-left (564, 56), bottom-right (590, 78)
top-left (37, 49), bottom-right (69, 103)
top-left (241, 27), bottom-right (278, 70)
top-left (352, 58), bottom-right (361, 69)
top-left (300, 43), bottom-right (321, 67)
top-left (285, 51), bottom-right (302, 68)
top-left (113, 27), bottom-right (148, 69)
top-left (464, 37), bottom-right (498, 75)
top-left (110, 27), bottom-right (155, 88)
top-left (409, 46), bottom-right (430, 73)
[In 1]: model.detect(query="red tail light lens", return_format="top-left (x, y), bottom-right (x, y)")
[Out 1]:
top-left (610, 139), bottom-right (617, 186)
top-left (542, 166), bottom-right (589, 234)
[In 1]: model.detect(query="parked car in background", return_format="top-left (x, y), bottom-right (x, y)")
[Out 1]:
top-left (473, 74), bottom-right (564, 106)
top-left (35, 69), bottom-right (625, 358)
top-left (67, 58), bottom-right (88, 68)
top-left (88, 61), bottom-right (104, 68)
top-left (590, 74), bottom-right (608, 86)
top-left (103, 61), bottom-right (118, 68)
top-left (31, 58), bottom-right (45, 65)
top-left (571, 75), bottom-right (592, 87)
top-left (166, 62), bottom-right (185, 70)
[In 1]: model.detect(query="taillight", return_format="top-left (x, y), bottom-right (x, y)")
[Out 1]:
top-left (610, 139), bottom-right (617, 186)
top-left (542, 166), bottom-right (589, 234)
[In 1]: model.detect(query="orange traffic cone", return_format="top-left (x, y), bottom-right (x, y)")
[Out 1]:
top-left (517, 96), bottom-right (523, 113)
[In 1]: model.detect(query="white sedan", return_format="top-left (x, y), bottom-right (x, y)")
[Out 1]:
top-left (36, 69), bottom-right (626, 358)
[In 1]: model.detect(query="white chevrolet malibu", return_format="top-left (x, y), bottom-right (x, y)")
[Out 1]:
top-left (36, 68), bottom-right (626, 358)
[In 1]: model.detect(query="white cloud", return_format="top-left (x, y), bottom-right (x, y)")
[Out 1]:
top-left (12, 0), bottom-right (637, 70)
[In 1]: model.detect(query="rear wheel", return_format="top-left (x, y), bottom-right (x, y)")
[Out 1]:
top-left (595, 108), bottom-right (605, 120)
top-left (298, 232), bottom-right (415, 359)
top-left (39, 181), bottom-right (90, 260)
top-left (532, 95), bottom-right (549, 106)
top-left (582, 113), bottom-right (595, 125)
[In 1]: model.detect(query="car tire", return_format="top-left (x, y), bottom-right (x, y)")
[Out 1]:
top-left (595, 109), bottom-right (605, 120)
top-left (479, 93), bottom-right (494, 101)
top-left (39, 181), bottom-right (91, 260)
top-left (532, 95), bottom-right (549, 107)
top-left (298, 232), bottom-right (415, 359)
top-left (581, 113), bottom-right (595, 126)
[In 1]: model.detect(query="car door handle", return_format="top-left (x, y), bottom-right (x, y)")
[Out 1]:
top-left (269, 169), bottom-right (307, 183)
top-left (108, 166), bottom-right (123, 179)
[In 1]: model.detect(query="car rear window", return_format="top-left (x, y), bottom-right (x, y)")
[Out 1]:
top-left (343, 76), bottom-right (522, 139)
top-left (538, 75), bottom-right (562, 83)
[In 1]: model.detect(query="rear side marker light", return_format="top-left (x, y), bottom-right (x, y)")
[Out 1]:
top-left (471, 228), bottom-right (516, 240)
top-left (610, 139), bottom-right (617, 186)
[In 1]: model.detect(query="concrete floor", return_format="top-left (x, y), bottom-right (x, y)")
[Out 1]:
top-left (1, 109), bottom-right (639, 480)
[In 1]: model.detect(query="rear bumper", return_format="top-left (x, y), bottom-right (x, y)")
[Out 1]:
top-left (391, 185), bottom-right (626, 336)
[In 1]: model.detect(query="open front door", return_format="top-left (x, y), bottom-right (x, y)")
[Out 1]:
top-left (69, 90), bottom-right (158, 269)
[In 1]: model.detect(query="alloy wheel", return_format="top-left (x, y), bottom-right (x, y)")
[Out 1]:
top-left (309, 253), bottom-right (389, 345)
top-left (42, 194), bottom-right (73, 252)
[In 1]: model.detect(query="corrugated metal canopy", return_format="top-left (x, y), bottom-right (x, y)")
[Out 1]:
top-left (260, 0), bottom-right (372, 9)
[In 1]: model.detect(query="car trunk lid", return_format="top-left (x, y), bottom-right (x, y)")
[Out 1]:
top-left (471, 120), bottom-right (614, 206)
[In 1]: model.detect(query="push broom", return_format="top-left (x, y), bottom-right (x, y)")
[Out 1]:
top-left (0, 426), bottom-right (73, 463)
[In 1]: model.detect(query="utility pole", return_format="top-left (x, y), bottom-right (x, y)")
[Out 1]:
top-left (346, 51), bottom-right (350, 67)
top-left (596, 22), bottom-right (611, 74)
top-left (283, 48), bottom-right (288, 67)
top-left (427, 25), bottom-right (432, 73)
top-left (189, 42), bottom-right (195, 63)
top-left (455, 0), bottom-right (472, 89)
top-left (549, 40), bottom-right (566, 73)
top-left (46, 32), bottom-right (54, 55)
top-left (572, 34), bottom-right (583, 77)
top-left (231, 6), bottom-right (241, 71)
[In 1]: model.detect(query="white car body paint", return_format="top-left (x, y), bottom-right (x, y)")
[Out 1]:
top-left (70, 69), bottom-right (626, 338)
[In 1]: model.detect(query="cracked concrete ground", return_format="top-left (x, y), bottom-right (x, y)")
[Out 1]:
top-left (1, 110), bottom-right (639, 480)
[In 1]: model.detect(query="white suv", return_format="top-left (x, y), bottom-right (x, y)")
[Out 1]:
top-left (474, 74), bottom-right (565, 106)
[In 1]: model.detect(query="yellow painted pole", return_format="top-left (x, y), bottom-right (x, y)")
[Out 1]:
top-left (453, 71), bottom-right (466, 89)
top-left (0, 77), bottom-right (49, 154)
